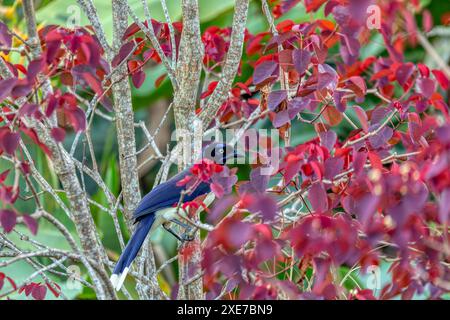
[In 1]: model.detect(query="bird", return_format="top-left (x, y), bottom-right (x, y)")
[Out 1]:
top-left (110, 143), bottom-right (241, 291)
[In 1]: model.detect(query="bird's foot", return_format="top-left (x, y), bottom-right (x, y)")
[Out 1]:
top-left (181, 232), bottom-right (195, 242)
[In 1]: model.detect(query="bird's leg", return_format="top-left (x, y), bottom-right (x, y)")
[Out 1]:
top-left (162, 222), bottom-right (184, 242)
top-left (170, 219), bottom-right (195, 242)
top-left (170, 218), bottom-right (191, 231)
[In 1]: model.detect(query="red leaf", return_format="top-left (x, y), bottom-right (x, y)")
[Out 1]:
top-left (353, 150), bottom-right (368, 175)
top-left (246, 194), bottom-right (277, 221)
top-left (253, 60), bottom-right (278, 85)
top-left (51, 127), bottom-right (66, 142)
top-left (395, 63), bottom-right (414, 86)
top-left (323, 105), bottom-right (342, 126)
top-left (27, 58), bottom-right (45, 81)
top-left (368, 125), bottom-right (393, 149)
top-left (353, 105), bottom-right (368, 132)
top-left (422, 10), bottom-right (433, 33)
top-left (417, 64), bottom-right (430, 78)
top-left (348, 76), bottom-right (366, 97)
top-left (24, 283), bottom-right (36, 296)
top-left (31, 284), bottom-right (47, 300)
top-left (272, 110), bottom-right (290, 128)
top-left (267, 90), bottom-right (287, 111)
top-left (432, 69), bottom-right (449, 90)
top-left (0, 22), bottom-right (12, 53)
top-left (132, 70), bottom-right (146, 89)
top-left (0, 209), bottom-right (17, 233)
top-left (0, 130), bottom-right (20, 155)
top-left (439, 188), bottom-right (450, 224)
top-left (368, 152), bottom-right (383, 170)
top-left (82, 72), bottom-right (103, 96)
top-left (0, 78), bottom-right (18, 102)
top-left (308, 183), bottom-right (328, 213)
top-left (19, 103), bottom-right (39, 118)
top-left (0, 169), bottom-right (9, 183)
top-left (20, 127), bottom-right (51, 156)
top-left (111, 41), bottom-right (135, 67)
top-left (154, 74), bottom-right (167, 88)
top-left (200, 81), bottom-right (218, 99)
top-left (46, 282), bottom-right (61, 298)
top-left (416, 77), bottom-right (435, 99)
top-left (23, 215), bottom-right (38, 235)
top-left (211, 182), bottom-right (224, 198)
top-left (64, 106), bottom-right (86, 132)
top-left (278, 49), bottom-right (293, 72)
top-left (292, 48), bottom-right (311, 75)
top-left (6, 276), bottom-right (17, 291)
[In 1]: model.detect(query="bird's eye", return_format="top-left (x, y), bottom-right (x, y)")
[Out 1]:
top-left (219, 149), bottom-right (224, 154)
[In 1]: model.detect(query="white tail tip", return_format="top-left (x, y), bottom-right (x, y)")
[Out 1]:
top-left (110, 267), bottom-right (129, 291)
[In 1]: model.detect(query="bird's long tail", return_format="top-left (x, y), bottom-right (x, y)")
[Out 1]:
top-left (110, 214), bottom-right (155, 291)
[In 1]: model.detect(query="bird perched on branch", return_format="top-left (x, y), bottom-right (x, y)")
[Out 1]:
top-left (110, 143), bottom-right (241, 291)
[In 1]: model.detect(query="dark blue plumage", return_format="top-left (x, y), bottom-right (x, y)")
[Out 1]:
top-left (133, 169), bottom-right (210, 221)
top-left (110, 143), bottom-right (239, 290)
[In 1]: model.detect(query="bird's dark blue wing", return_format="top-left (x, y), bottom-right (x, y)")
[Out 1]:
top-left (133, 168), bottom-right (211, 221)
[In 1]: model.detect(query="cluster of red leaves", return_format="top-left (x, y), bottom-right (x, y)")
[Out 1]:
top-left (0, 209), bottom-right (38, 235)
top-left (121, 19), bottom-right (183, 88)
top-left (198, 0), bottom-right (450, 300)
top-left (1, 167), bottom-right (37, 235)
top-left (202, 26), bottom-right (232, 69)
top-left (1, 0), bottom-right (449, 300)
top-left (18, 282), bottom-right (61, 300)
top-left (0, 272), bottom-right (60, 300)
top-left (0, 25), bottom-right (109, 246)
top-left (177, 159), bottom-right (238, 199)
top-left (0, 272), bottom-right (16, 294)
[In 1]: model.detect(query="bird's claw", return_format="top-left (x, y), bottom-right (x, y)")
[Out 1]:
top-left (181, 233), bottom-right (195, 242)
top-left (163, 222), bottom-right (195, 242)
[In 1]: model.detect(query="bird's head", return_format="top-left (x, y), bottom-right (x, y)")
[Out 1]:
top-left (203, 143), bottom-right (243, 165)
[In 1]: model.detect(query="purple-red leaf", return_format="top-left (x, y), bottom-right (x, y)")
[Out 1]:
top-left (267, 90), bottom-right (287, 111)
top-left (0, 22), bottom-right (12, 53)
top-left (23, 215), bottom-right (38, 235)
top-left (27, 58), bottom-right (45, 82)
top-left (292, 48), bottom-right (311, 75)
top-left (247, 194), bottom-right (277, 221)
top-left (353, 105), bottom-right (368, 132)
top-left (287, 97), bottom-right (309, 118)
top-left (132, 70), bottom-right (146, 89)
top-left (318, 64), bottom-right (338, 90)
top-left (432, 69), bottom-right (449, 90)
top-left (439, 188), bottom-right (450, 224)
top-left (396, 63), bottom-right (414, 86)
top-left (416, 77), bottom-right (435, 99)
top-left (64, 106), bottom-right (86, 132)
top-left (353, 150), bottom-right (368, 175)
top-left (19, 103), bottom-right (39, 118)
top-left (272, 110), bottom-right (290, 128)
top-left (324, 157), bottom-right (344, 180)
top-left (319, 130), bottom-right (337, 151)
top-left (308, 183), bottom-right (328, 213)
top-left (0, 130), bottom-right (20, 154)
top-left (368, 125), bottom-right (393, 148)
top-left (31, 284), bottom-right (47, 300)
top-left (112, 41), bottom-right (135, 67)
top-left (0, 78), bottom-right (18, 102)
top-left (0, 209), bottom-right (17, 233)
top-left (253, 60), bottom-right (278, 85)
top-left (51, 127), bottom-right (66, 142)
